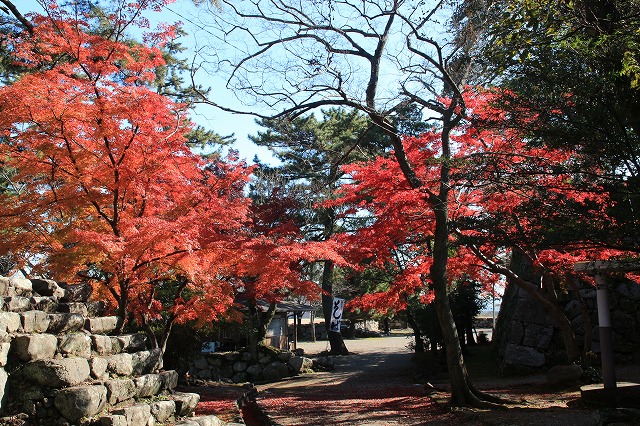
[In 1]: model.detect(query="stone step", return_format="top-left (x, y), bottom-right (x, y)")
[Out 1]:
top-left (0, 310), bottom-right (124, 338)
top-left (10, 331), bottom-right (150, 363)
top-left (0, 276), bottom-right (94, 303)
top-left (12, 371), bottom-right (181, 424)
top-left (16, 349), bottom-right (165, 385)
top-left (170, 391), bottom-right (201, 417)
top-left (97, 391), bottom-right (208, 426)
top-left (174, 415), bottom-right (226, 426)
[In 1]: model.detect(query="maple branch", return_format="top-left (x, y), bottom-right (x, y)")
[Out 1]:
top-left (131, 249), bottom-right (191, 273)
top-left (0, 0), bottom-right (33, 34)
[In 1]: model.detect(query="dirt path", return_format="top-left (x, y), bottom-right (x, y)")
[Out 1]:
top-left (250, 335), bottom-right (640, 425)
top-left (252, 334), bottom-right (458, 425)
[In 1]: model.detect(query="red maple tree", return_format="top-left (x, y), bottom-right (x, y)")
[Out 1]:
top-left (233, 189), bottom-right (346, 357)
top-left (0, 2), bottom-right (346, 353)
top-left (329, 89), bottom-right (635, 363)
top-left (0, 4), bottom-right (250, 349)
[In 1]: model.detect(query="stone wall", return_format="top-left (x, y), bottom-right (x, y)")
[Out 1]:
top-left (189, 345), bottom-right (329, 384)
top-left (495, 277), bottom-right (640, 374)
top-left (0, 275), bottom-right (231, 426)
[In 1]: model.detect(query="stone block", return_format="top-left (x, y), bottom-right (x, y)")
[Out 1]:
top-left (132, 349), bottom-right (163, 375)
top-left (232, 372), bottom-right (248, 383)
top-left (508, 321), bottom-right (524, 345)
top-left (224, 352), bottom-right (240, 362)
top-left (135, 374), bottom-right (163, 398)
top-left (0, 342), bottom-right (10, 367)
top-left (172, 392), bottom-right (200, 417)
top-left (159, 370), bottom-right (179, 390)
top-left (47, 313), bottom-right (85, 334)
top-left (246, 364), bottom-right (263, 377)
top-left (619, 297), bottom-right (637, 314)
top-left (570, 316), bottom-right (585, 335)
top-left (21, 310), bottom-right (51, 333)
top-left (563, 299), bottom-right (583, 320)
top-left (579, 287), bottom-right (597, 299)
top-left (110, 336), bottom-right (124, 353)
top-left (207, 357), bottom-right (222, 366)
top-left (522, 324), bottom-right (554, 350)
top-left (85, 316), bottom-right (119, 334)
top-left (21, 358), bottom-right (91, 387)
top-left (289, 356), bottom-right (314, 374)
top-left (90, 357), bottom-right (109, 380)
top-left (30, 278), bottom-right (65, 299)
top-left (262, 361), bottom-right (290, 382)
top-left (93, 334), bottom-right (114, 355)
top-left (233, 361), bottom-right (247, 372)
top-left (54, 384), bottom-right (107, 422)
top-left (191, 416), bottom-right (224, 426)
top-left (100, 415), bottom-right (127, 426)
top-left (150, 400), bottom-right (175, 423)
top-left (219, 365), bottom-right (233, 379)
top-left (118, 333), bottom-right (147, 352)
top-left (9, 276), bottom-right (32, 296)
top-left (112, 403), bottom-right (152, 426)
top-left (0, 312), bottom-right (20, 334)
top-left (59, 302), bottom-right (89, 316)
top-left (106, 353), bottom-right (133, 376)
top-left (0, 368), bottom-right (7, 413)
top-left (276, 352), bottom-right (293, 362)
top-left (613, 311), bottom-right (635, 329)
top-left (87, 301), bottom-right (108, 317)
top-left (13, 333), bottom-right (58, 361)
top-left (197, 368), bottom-right (212, 379)
top-left (0, 277), bottom-right (9, 296)
top-left (30, 296), bottom-right (58, 313)
top-left (193, 357), bottom-right (209, 370)
top-left (504, 343), bottom-right (545, 368)
top-left (5, 296), bottom-right (30, 312)
top-left (512, 292), bottom-right (553, 325)
top-left (546, 364), bottom-right (583, 385)
top-left (58, 333), bottom-right (92, 358)
top-left (104, 378), bottom-right (136, 405)
top-left (615, 281), bottom-right (640, 300)
top-left (59, 282), bottom-right (93, 303)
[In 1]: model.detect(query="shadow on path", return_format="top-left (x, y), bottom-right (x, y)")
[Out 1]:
top-left (249, 336), bottom-right (457, 426)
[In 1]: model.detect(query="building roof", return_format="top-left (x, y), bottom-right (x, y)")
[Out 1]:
top-left (236, 297), bottom-right (317, 313)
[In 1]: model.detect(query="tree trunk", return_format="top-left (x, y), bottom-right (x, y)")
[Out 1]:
top-left (431, 201), bottom-right (472, 405)
top-left (465, 318), bottom-right (476, 346)
top-left (310, 311), bottom-right (316, 342)
top-left (568, 278), bottom-right (593, 360)
top-left (321, 260), bottom-right (349, 355)
top-left (426, 109), bottom-right (504, 408)
top-left (114, 278), bottom-right (128, 334)
top-left (405, 308), bottom-right (425, 353)
top-left (247, 301), bottom-right (278, 360)
top-left (431, 204), bottom-right (503, 407)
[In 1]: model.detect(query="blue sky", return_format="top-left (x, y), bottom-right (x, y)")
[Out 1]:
top-left (17, 0), bottom-right (276, 164)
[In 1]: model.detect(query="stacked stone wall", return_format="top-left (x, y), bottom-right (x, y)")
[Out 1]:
top-left (0, 275), bottom-right (231, 426)
top-left (189, 346), bottom-right (329, 384)
top-left (496, 278), bottom-right (640, 374)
